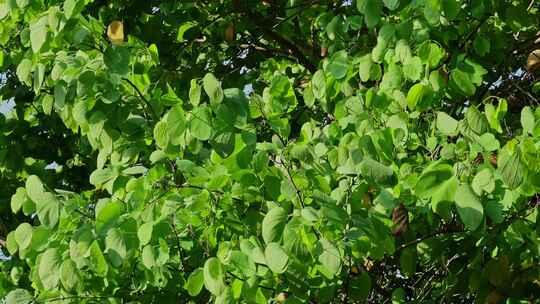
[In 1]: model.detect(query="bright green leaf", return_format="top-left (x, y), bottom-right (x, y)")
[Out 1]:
top-left (203, 257), bottom-right (226, 295)
top-left (39, 248), bottom-right (62, 290)
top-left (454, 184), bottom-right (484, 230)
top-left (262, 207), bottom-right (287, 244)
top-left (264, 242), bottom-right (289, 274)
top-left (15, 223), bottom-right (32, 250)
top-left (203, 73), bottom-right (223, 105)
top-left (185, 268), bottom-right (205, 296)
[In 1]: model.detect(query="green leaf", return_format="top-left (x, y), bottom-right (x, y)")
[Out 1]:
top-left (137, 222), bottom-right (153, 246)
top-left (497, 142), bottom-right (524, 190)
top-left (450, 69), bottom-right (475, 96)
top-left (312, 70), bottom-right (326, 99)
top-left (11, 187), bottom-right (29, 214)
top-left (54, 81), bottom-right (66, 108)
top-left (301, 207), bottom-right (319, 223)
top-left (418, 42), bottom-right (445, 68)
top-left (407, 83), bottom-right (430, 111)
top-left (521, 106), bottom-right (535, 134)
top-left (60, 259), bottom-right (79, 290)
top-left (63, 0), bottom-right (81, 19)
top-left (177, 21), bottom-right (197, 42)
top-left (36, 192), bottom-right (60, 229)
top-left (16, 59), bottom-right (32, 86)
top-left (357, 0), bottom-right (382, 28)
top-left (95, 200), bottom-right (123, 235)
top-left (203, 73), bottom-right (223, 105)
top-left (262, 207), bottom-right (288, 244)
top-left (436, 112), bottom-right (459, 136)
top-left (33, 63), bottom-right (45, 92)
top-left (326, 16), bottom-right (341, 41)
top-left (399, 248), bottom-right (416, 277)
top-left (473, 36), bottom-right (490, 56)
top-left (42, 94), bottom-right (54, 114)
top-left (229, 251), bottom-right (256, 277)
top-left (166, 105), bottom-right (187, 145)
top-left (303, 85), bottom-right (315, 108)
top-left (89, 241), bottom-right (108, 277)
top-left (141, 245), bottom-right (156, 269)
top-left (465, 106), bottom-right (489, 135)
top-left (185, 268), bottom-right (205, 296)
top-left (431, 176), bottom-right (457, 220)
top-left (359, 158), bottom-right (396, 187)
top-left (153, 120), bottom-right (169, 149)
top-left (30, 17), bottom-right (48, 53)
top-left (210, 131), bottom-right (235, 158)
top-left (383, 0), bottom-right (400, 10)
top-left (415, 162), bottom-right (453, 198)
top-left (190, 106), bottom-right (212, 140)
top-left (105, 228), bottom-right (127, 265)
top-left (478, 133), bottom-right (500, 151)
top-left (471, 168), bottom-right (495, 196)
top-left (122, 166), bottom-right (147, 175)
top-left (326, 51), bottom-right (348, 80)
top-left (454, 184), bottom-right (484, 230)
top-left (189, 79), bottom-right (201, 106)
top-left (90, 168), bottom-right (116, 186)
top-left (269, 75), bottom-right (297, 114)
top-left (380, 64), bottom-right (402, 91)
top-left (317, 238), bottom-right (341, 279)
top-left (5, 289), bottom-right (33, 304)
top-left (424, 0), bottom-right (441, 25)
top-left (104, 46), bottom-right (130, 75)
top-left (442, 0), bottom-right (460, 19)
top-left (349, 272), bottom-right (371, 301)
top-left (395, 40), bottom-right (412, 63)
top-left (15, 223), bottom-right (33, 250)
top-left (264, 242), bottom-right (289, 274)
top-left (39, 248), bottom-right (62, 290)
top-left (203, 257), bottom-right (226, 295)
top-left (358, 55), bottom-right (374, 82)
top-left (215, 288), bottom-right (233, 304)
top-left (402, 56), bottom-right (423, 81)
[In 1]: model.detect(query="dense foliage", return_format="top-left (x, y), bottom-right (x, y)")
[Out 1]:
top-left (0, 0), bottom-right (540, 303)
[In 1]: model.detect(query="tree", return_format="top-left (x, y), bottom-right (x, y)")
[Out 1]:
top-left (0, 0), bottom-right (539, 303)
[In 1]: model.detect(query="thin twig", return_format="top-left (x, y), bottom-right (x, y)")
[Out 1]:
top-left (36, 295), bottom-right (114, 303)
top-left (398, 231), bottom-right (463, 251)
top-left (122, 77), bottom-right (157, 120)
top-left (171, 215), bottom-right (186, 272)
top-left (226, 271), bottom-right (276, 291)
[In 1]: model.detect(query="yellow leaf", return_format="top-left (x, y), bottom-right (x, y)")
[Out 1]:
top-left (107, 21), bottom-right (124, 45)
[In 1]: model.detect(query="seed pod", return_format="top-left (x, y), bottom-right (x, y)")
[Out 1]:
top-left (320, 46), bottom-right (328, 58)
top-left (107, 21), bottom-right (124, 45)
top-left (526, 49), bottom-right (540, 72)
top-left (392, 202), bottom-right (409, 236)
top-left (276, 292), bottom-right (288, 303)
top-left (225, 22), bottom-right (235, 42)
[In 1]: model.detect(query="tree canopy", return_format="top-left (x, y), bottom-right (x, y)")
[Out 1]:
top-left (0, 0), bottom-right (540, 303)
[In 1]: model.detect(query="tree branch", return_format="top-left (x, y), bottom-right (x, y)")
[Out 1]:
top-left (122, 77), bottom-right (157, 120)
top-left (235, 1), bottom-right (317, 72)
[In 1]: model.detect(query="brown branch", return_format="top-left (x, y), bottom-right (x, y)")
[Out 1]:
top-left (234, 1), bottom-right (317, 72)
top-left (398, 230), bottom-right (463, 251)
top-left (239, 43), bottom-right (298, 61)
